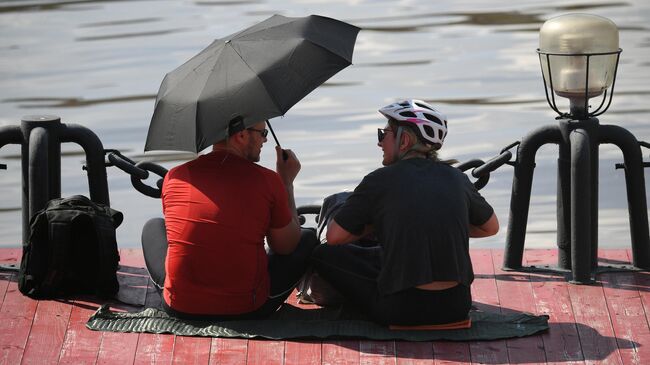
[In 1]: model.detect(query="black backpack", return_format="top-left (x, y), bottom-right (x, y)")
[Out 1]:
top-left (18, 195), bottom-right (123, 299)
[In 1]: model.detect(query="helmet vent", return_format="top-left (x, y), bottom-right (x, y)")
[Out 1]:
top-left (399, 111), bottom-right (417, 118)
top-left (423, 114), bottom-right (442, 125)
top-left (414, 102), bottom-right (434, 111)
top-left (423, 125), bottom-right (435, 138)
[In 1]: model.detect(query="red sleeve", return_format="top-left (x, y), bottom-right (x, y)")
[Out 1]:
top-left (267, 171), bottom-right (292, 229)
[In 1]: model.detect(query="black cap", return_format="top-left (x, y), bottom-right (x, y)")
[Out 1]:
top-left (227, 116), bottom-right (245, 136)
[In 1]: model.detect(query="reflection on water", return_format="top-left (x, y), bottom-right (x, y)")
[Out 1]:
top-left (0, 0), bottom-right (140, 13)
top-left (357, 60), bottom-right (433, 67)
top-left (0, 0), bottom-right (649, 249)
top-left (76, 28), bottom-right (194, 42)
top-left (349, 11), bottom-right (542, 26)
top-left (195, 1), bottom-right (263, 6)
top-left (4, 95), bottom-right (155, 108)
top-left (79, 17), bottom-right (162, 28)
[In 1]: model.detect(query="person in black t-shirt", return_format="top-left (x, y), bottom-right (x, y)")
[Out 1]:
top-left (311, 99), bottom-right (499, 326)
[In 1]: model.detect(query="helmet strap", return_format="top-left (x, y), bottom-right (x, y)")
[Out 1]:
top-left (393, 126), bottom-right (405, 162)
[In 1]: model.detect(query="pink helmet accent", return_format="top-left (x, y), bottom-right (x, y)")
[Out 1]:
top-left (378, 99), bottom-right (448, 147)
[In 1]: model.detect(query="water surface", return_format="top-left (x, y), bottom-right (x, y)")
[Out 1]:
top-left (1, 0), bottom-right (649, 249)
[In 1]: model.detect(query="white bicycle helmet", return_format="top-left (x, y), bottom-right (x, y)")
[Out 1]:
top-left (378, 99), bottom-right (448, 147)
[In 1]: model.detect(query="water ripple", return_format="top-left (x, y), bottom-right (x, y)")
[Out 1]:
top-left (0, 0), bottom-right (149, 14)
top-left (548, 2), bottom-right (629, 11)
top-left (194, 0), bottom-right (261, 5)
top-left (79, 17), bottom-right (162, 28)
top-left (3, 95), bottom-right (156, 108)
top-left (76, 28), bottom-right (194, 41)
top-left (356, 60), bottom-right (432, 67)
top-left (351, 11), bottom-right (544, 31)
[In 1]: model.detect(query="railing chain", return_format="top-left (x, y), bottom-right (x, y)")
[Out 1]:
top-left (456, 141), bottom-right (518, 190)
top-left (105, 150), bottom-right (168, 198)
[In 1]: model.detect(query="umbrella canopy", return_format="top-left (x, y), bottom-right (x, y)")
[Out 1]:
top-left (145, 14), bottom-right (360, 153)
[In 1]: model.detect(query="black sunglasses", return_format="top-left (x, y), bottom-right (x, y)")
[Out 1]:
top-left (247, 127), bottom-right (269, 138)
top-left (377, 128), bottom-right (392, 143)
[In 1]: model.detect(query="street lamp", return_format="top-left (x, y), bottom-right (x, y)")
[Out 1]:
top-left (538, 13), bottom-right (621, 119)
top-left (502, 14), bottom-right (650, 283)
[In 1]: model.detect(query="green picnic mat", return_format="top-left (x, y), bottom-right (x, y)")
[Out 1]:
top-left (86, 304), bottom-right (548, 341)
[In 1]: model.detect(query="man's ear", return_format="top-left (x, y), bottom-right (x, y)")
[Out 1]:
top-left (230, 130), bottom-right (248, 146)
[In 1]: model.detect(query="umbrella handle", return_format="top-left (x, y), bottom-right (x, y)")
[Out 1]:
top-left (266, 120), bottom-right (288, 161)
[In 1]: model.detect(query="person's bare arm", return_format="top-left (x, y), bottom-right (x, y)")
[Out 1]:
top-left (326, 219), bottom-right (373, 245)
top-left (267, 147), bottom-right (302, 254)
top-left (469, 212), bottom-right (499, 238)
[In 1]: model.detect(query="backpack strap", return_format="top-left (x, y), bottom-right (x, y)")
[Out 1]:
top-left (90, 209), bottom-right (120, 298)
top-left (42, 219), bottom-right (74, 296)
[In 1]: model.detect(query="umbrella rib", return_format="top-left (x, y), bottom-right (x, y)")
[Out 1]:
top-left (231, 16), bottom-right (302, 41)
top-left (225, 41), bottom-right (284, 113)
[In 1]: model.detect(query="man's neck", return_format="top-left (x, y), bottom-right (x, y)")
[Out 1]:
top-left (212, 144), bottom-right (245, 159)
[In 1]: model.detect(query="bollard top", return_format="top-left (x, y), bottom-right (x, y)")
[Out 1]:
top-left (21, 115), bottom-right (61, 123)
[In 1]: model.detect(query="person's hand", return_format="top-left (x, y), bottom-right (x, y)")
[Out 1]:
top-left (276, 146), bottom-right (301, 185)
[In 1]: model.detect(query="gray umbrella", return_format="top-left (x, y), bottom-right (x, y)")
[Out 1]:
top-left (145, 14), bottom-right (360, 153)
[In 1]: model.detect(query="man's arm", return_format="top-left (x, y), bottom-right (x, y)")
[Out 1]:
top-left (326, 219), bottom-right (373, 245)
top-left (267, 147), bottom-right (302, 254)
top-left (469, 212), bottom-right (499, 238)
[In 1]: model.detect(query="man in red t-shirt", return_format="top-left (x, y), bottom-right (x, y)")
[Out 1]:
top-left (142, 117), bottom-right (318, 319)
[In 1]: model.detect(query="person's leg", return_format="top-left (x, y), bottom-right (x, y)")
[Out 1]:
top-left (141, 218), bottom-right (167, 290)
top-left (310, 243), bottom-right (381, 309)
top-left (251, 228), bottom-right (320, 317)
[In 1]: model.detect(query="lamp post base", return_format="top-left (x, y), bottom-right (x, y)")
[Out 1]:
top-left (502, 117), bottom-right (650, 283)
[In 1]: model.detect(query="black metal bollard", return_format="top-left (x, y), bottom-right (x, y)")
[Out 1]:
top-left (503, 125), bottom-right (562, 270)
top-left (600, 125), bottom-right (650, 269)
top-left (503, 116), bottom-right (650, 283)
top-left (0, 115), bottom-right (110, 245)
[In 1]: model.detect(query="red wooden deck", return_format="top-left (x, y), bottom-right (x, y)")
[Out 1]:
top-left (1, 247), bottom-right (649, 364)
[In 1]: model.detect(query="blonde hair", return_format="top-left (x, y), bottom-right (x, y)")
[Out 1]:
top-left (388, 119), bottom-right (457, 165)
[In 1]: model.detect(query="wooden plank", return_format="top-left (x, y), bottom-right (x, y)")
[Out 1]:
top-left (0, 270), bottom-right (10, 309)
top-left (96, 248), bottom-right (150, 364)
top-left (467, 249), bottom-right (508, 364)
top-left (132, 276), bottom-right (175, 365)
top-left (525, 249), bottom-right (584, 365)
top-left (171, 336), bottom-right (212, 364)
top-left (131, 254), bottom-right (175, 365)
top-left (133, 333), bottom-right (175, 365)
top-left (285, 340), bottom-right (322, 365)
top-left (21, 299), bottom-right (72, 364)
top-left (492, 250), bottom-right (546, 365)
top-left (59, 298), bottom-right (104, 365)
top-left (631, 249), bottom-right (650, 365)
top-left (599, 249), bottom-right (650, 364)
top-left (431, 342), bottom-right (470, 364)
top-left (0, 247), bottom-right (21, 262)
top-left (209, 338), bottom-right (248, 364)
top-left (359, 340), bottom-right (396, 364)
top-left (120, 245), bottom-right (175, 364)
top-left (0, 273), bottom-right (38, 365)
top-left (96, 331), bottom-right (140, 365)
top-left (0, 248), bottom-right (21, 310)
top-left (567, 252), bottom-right (622, 364)
top-left (394, 341), bottom-right (433, 365)
top-left (246, 339), bottom-right (285, 365)
top-left (322, 340), bottom-right (360, 365)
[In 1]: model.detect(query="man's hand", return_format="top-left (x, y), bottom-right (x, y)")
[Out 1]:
top-left (267, 146), bottom-right (302, 255)
top-left (276, 146), bottom-right (301, 186)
